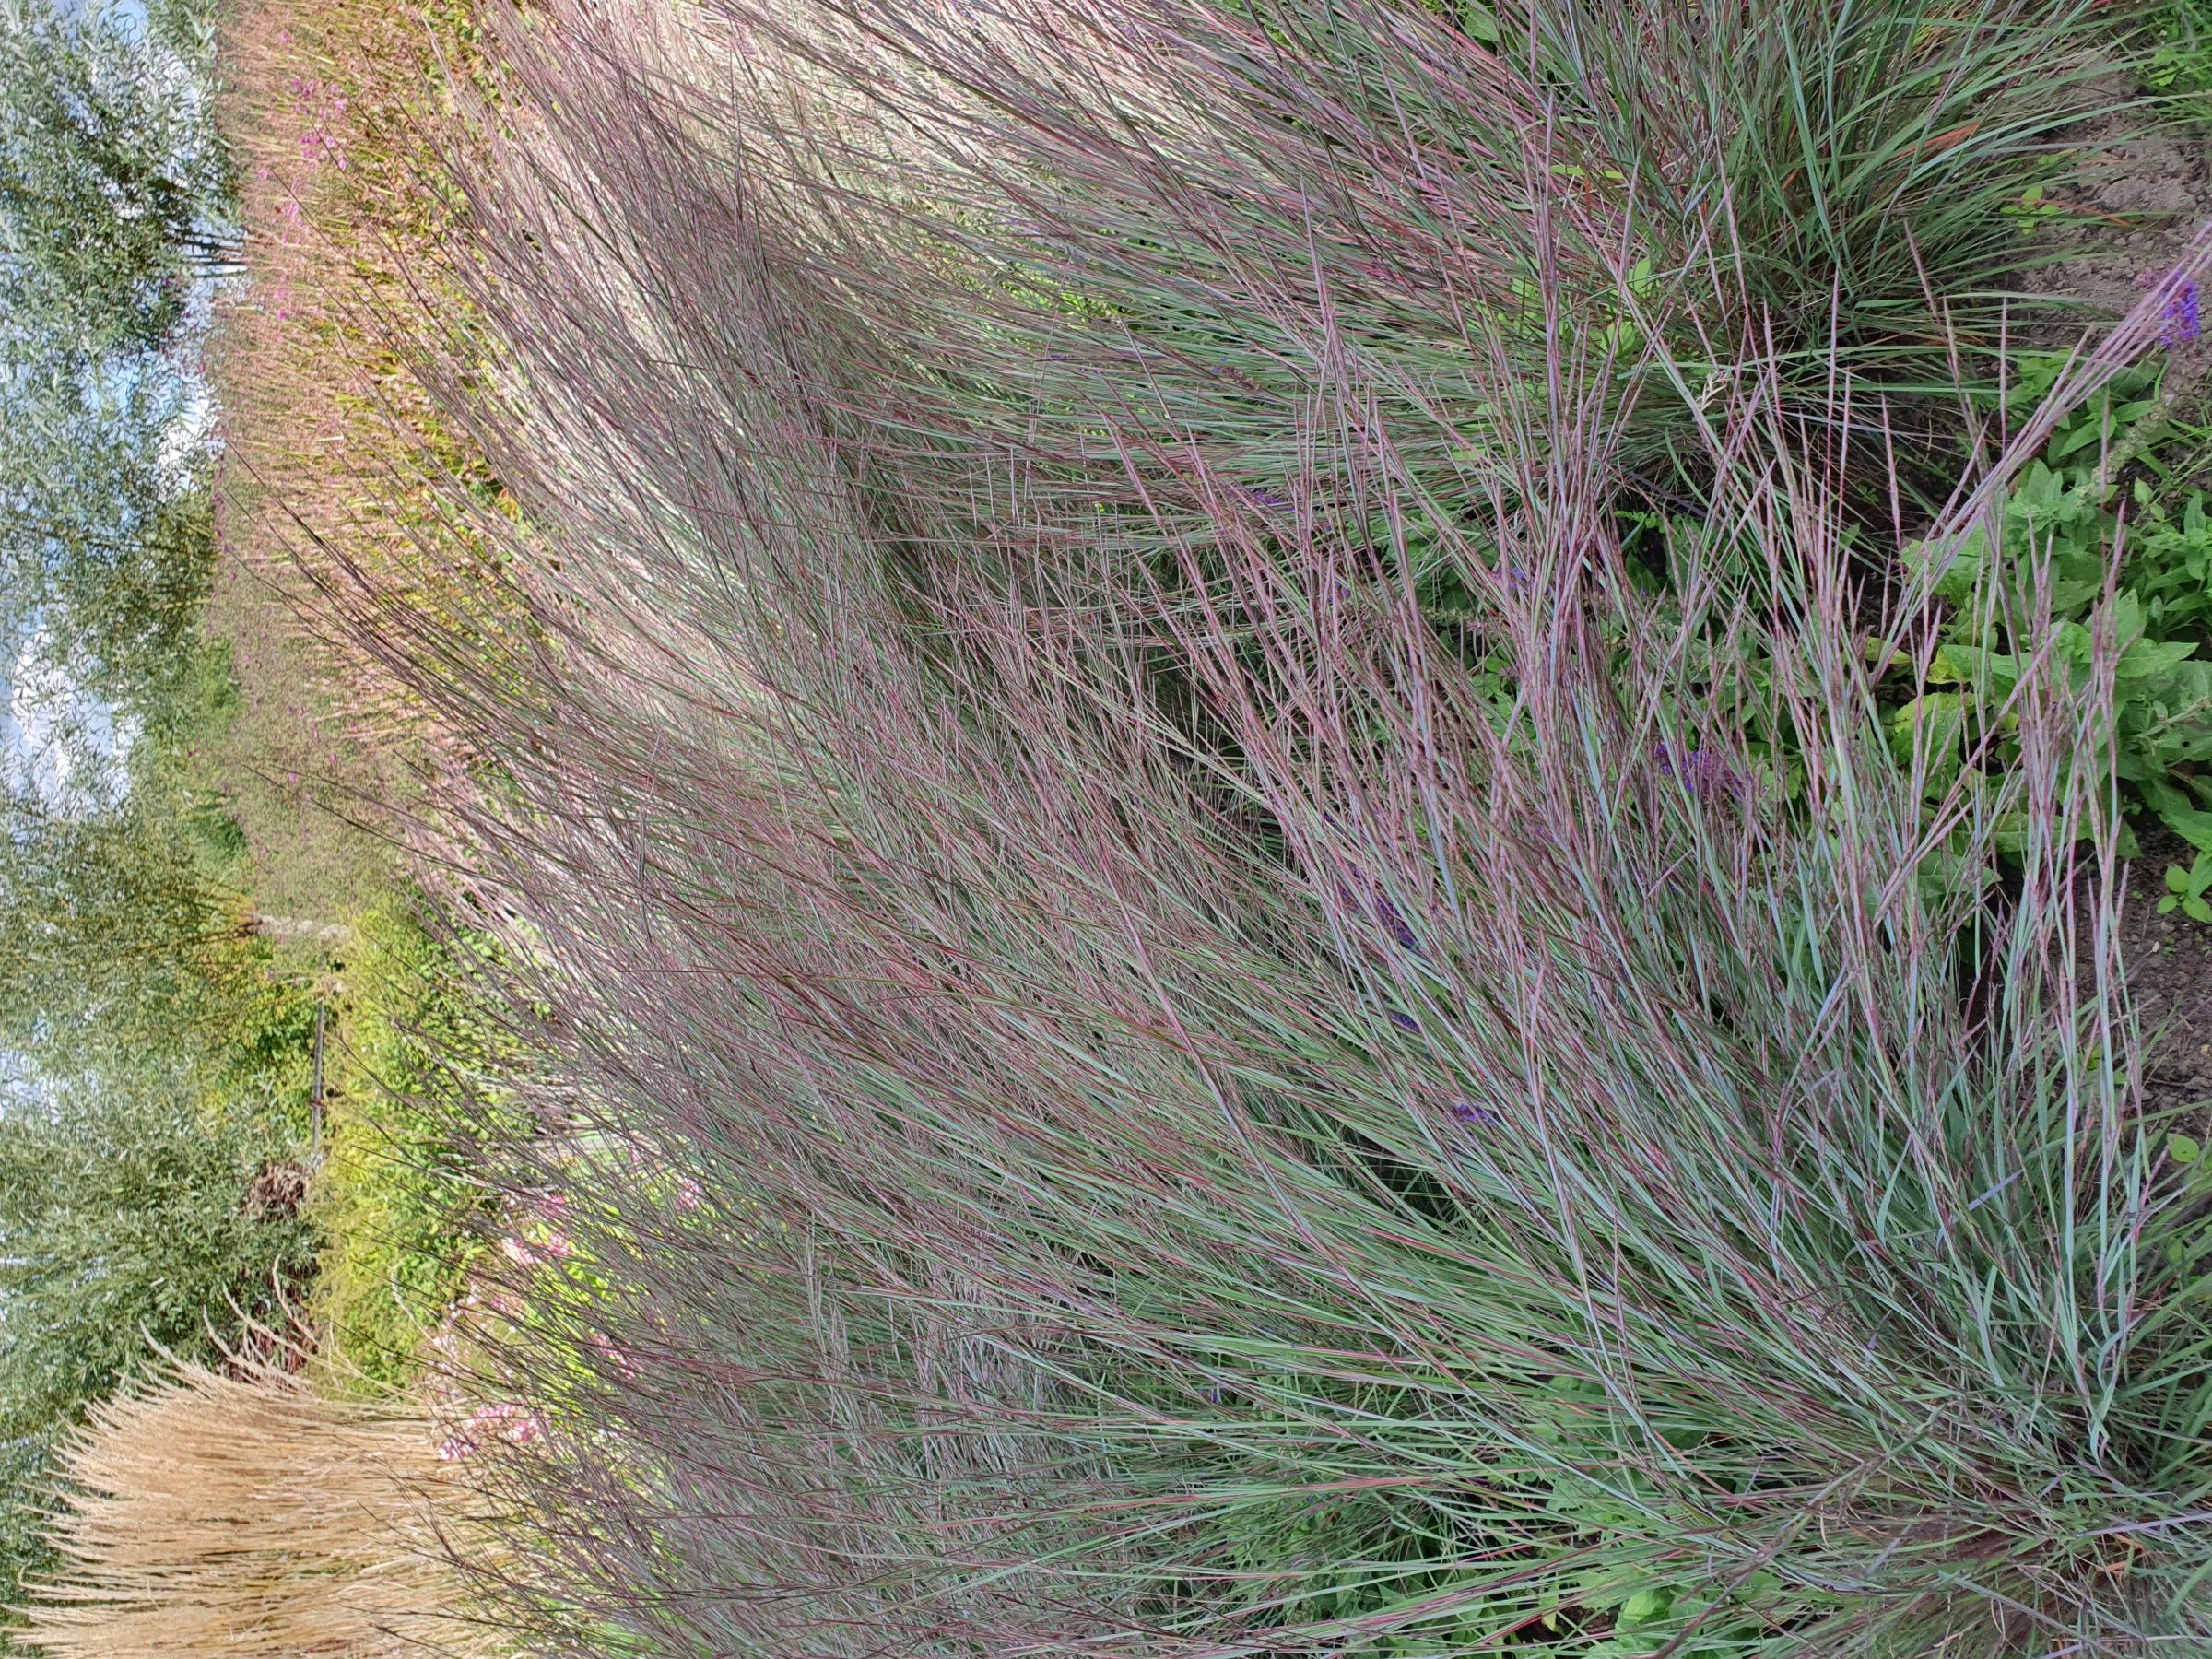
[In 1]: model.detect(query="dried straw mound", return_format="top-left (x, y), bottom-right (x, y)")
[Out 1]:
top-left (18, 1353), bottom-right (507, 1658)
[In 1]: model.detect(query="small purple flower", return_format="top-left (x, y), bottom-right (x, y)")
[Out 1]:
top-left (1653, 742), bottom-right (1745, 800)
top-left (1388, 1011), bottom-right (1420, 1035)
top-left (2166, 276), bottom-right (2201, 351)
top-left (1374, 893), bottom-right (1419, 953)
top-left (1247, 488), bottom-right (1289, 510)
top-left (2142, 267), bottom-right (2203, 350)
top-left (1449, 1100), bottom-right (1500, 1127)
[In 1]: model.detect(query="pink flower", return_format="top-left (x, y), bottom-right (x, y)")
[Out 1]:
top-left (439, 1401), bottom-right (547, 1459)
top-left (502, 1194), bottom-right (575, 1264)
top-left (471, 1403), bottom-right (547, 1446)
top-left (588, 1332), bottom-right (638, 1381)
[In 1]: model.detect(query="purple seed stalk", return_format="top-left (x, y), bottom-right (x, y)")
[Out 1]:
top-left (1653, 741), bottom-right (1746, 800)
top-left (2166, 276), bottom-right (2202, 351)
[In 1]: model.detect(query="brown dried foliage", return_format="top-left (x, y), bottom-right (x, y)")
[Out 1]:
top-left (18, 1351), bottom-right (509, 1659)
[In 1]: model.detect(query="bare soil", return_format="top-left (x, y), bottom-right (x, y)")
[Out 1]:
top-left (2025, 91), bottom-right (2212, 327)
top-left (2109, 845), bottom-right (2212, 1112)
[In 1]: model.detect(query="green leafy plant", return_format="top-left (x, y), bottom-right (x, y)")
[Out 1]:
top-left (311, 898), bottom-right (523, 1387)
top-left (2166, 853), bottom-right (2212, 921)
top-left (1210, 1373), bottom-right (1841, 1658)
top-left (2146, 0), bottom-right (2212, 100)
top-left (1996, 181), bottom-right (2066, 235)
top-left (1899, 353), bottom-right (2212, 899)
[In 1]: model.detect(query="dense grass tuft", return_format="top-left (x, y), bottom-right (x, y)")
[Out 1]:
top-left (317, 0), bottom-right (2212, 1653)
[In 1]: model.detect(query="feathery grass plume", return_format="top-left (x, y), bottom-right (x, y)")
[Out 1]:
top-left (314, 0), bottom-right (2212, 1652)
top-left (16, 1345), bottom-right (511, 1657)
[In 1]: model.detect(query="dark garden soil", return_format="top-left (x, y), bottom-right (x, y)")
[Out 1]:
top-left (2112, 864), bottom-right (2212, 1112)
top-left (2098, 796), bottom-right (2212, 1114)
top-left (2035, 94), bottom-right (2212, 1113)
top-left (2025, 88), bottom-right (2212, 329)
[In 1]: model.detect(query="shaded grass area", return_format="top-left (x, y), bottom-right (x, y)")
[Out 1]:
top-left (190, 570), bottom-right (397, 932)
top-left (206, 0), bottom-right (514, 887)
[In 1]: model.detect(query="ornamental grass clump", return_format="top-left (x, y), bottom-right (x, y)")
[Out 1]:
top-left (333, 0), bottom-right (2212, 1652)
top-left (17, 1349), bottom-right (508, 1658)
